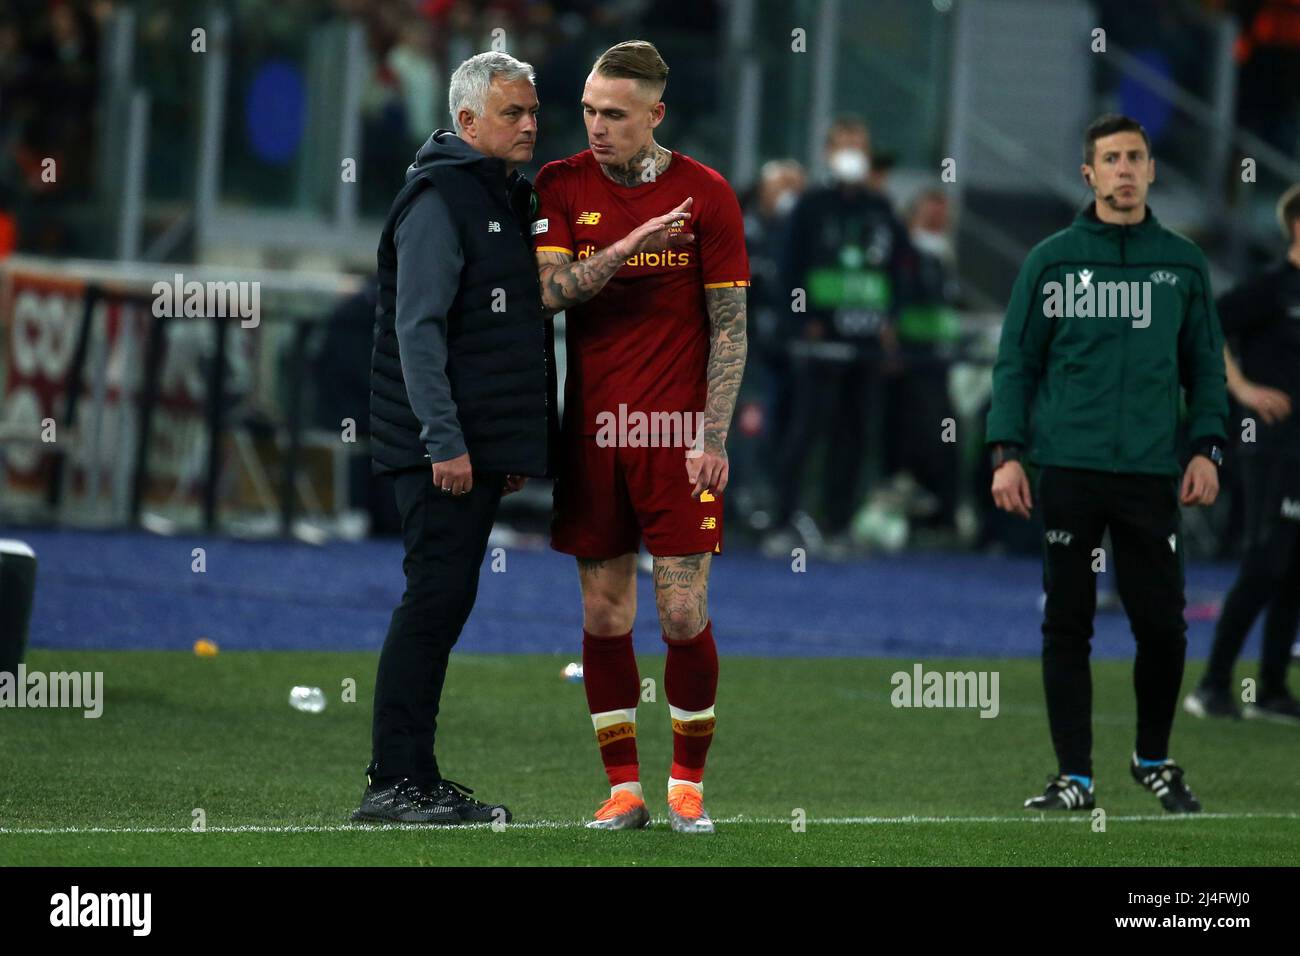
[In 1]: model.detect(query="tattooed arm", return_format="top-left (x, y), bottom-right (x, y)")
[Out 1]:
top-left (536, 197), bottom-right (694, 313)
top-left (687, 285), bottom-right (747, 497)
top-left (703, 286), bottom-right (748, 452)
top-left (536, 246), bottom-right (631, 314)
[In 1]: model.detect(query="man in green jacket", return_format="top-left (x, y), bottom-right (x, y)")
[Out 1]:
top-left (987, 113), bottom-right (1228, 814)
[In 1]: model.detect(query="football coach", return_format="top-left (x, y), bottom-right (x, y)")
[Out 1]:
top-left (986, 114), bottom-right (1228, 815)
top-left (355, 52), bottom-right (556, 824)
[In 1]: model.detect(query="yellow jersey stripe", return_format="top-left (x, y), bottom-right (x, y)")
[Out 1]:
top-left (535, 245), bottom-right (573, 256)
top-left (703, 280), bottom-right (751, 289)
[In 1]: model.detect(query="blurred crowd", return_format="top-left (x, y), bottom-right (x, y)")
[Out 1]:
top-left (1092, 0), bottom-right (1300, 178)
top-left (1214, 0), bottom-right (1300, 155)
top-left (0, 0), bottom-right (723, 249)
top-left (4, 0), bottom-right (1300, 552)
top-left (335, 0), bottom-right (724, 213)
top-left (0, 0), bottom-right (115, 255)
top-left (730, 117), bottom-right (966, 557)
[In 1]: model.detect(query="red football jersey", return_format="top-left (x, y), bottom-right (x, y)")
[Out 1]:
top-left (532, 149), bottom-right (749, 436)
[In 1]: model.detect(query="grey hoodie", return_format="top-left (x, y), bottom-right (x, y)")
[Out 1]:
top-left (393, 130), bottom-right (497, 464)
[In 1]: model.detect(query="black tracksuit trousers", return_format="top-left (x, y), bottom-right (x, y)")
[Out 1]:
top-left (1202, 454), bottom-right (1300, 701)
top-left (773, 355), bottom-right (871, 535)
top-left (1036, 466), bottom-right (1188, 777)
top-left (368, 466), bottom-right (504, 785)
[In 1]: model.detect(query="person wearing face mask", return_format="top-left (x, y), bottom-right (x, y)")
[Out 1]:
top-left (769, 116), bottom-right (915, 554)
top-left (736, 159), bottom-right (807, 523)
top-left (876, 187), bottom-right (962, 532)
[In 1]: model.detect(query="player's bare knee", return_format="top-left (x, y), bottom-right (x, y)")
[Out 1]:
top-left (658, 602), bottom-right (707, 642)
top-left (583, 592), bottom-right (635, 636)
top-left (652, 553), bottom-right (710, 642)
top-left (577, 555), bottom-right (636, 635)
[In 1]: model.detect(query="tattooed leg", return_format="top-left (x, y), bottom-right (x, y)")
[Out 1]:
top-left (652, 553), bottom-right (711, 642)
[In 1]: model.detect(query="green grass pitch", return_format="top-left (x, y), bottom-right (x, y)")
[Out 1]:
top-left (2, 649), bottom-right (1297, 866)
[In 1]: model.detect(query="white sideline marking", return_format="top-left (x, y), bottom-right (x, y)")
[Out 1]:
top-left (1, 812), bottom-right (1296, 834)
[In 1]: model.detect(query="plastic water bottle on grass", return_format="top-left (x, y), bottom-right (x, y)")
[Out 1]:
top-left (289, 686), bottom-right (326, 713)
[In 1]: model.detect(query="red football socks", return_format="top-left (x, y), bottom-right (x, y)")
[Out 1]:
top-left (663, 620), bottom-right (718, 786)
top-left (582, 629), bottom-right (641, 786)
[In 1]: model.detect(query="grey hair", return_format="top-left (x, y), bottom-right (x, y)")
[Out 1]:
top-left (448, 51), bottom-right (536, 134)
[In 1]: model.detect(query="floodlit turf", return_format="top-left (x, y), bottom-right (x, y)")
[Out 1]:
top-left (2, 649), bottom-right (1297, 866)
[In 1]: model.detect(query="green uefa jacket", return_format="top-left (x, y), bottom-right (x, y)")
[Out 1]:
top-left (986, 205), bottom-right (1228, 476)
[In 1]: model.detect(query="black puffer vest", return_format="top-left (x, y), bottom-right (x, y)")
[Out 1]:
top-left (370, 145), bottom-right (556, 477)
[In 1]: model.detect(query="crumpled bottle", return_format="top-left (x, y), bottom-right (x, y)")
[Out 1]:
top-left (288, 685), bottom-right (326, 713)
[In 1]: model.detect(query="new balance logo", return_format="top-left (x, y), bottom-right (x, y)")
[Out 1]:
top-left (1045, 529), bottom-right (1074, 546)
top-left (577, 211), bottom-right (602, 225)
top-left (699, 517), bottom-right (717, 530)
top-left (487, 221), bottom-right (501, 232)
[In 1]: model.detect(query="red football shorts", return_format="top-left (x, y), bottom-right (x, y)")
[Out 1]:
top-left (551, 435), bottom-right (724, 559)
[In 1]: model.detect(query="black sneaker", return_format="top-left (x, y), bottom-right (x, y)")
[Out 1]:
top-left (424, 778), bottom-right (513, 824)
top-left (1243, 694), bottom-right (1300, 726)
top-left (1183, 685), bottom-right (1241, 720)
top-left (351, 777), bottom-right (458, 824)
top-left (1130, 754), bottom-right (1201, 813)
top-left (1023, 774), bottom-right (1095, 811)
